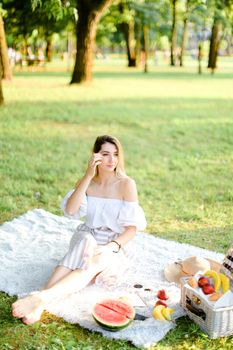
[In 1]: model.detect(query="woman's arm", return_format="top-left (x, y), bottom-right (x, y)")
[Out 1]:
top-left (108, 226), bottom-right (136, 252)
top-left (65, 153), bottom-right (103, 216)
top-left (107, 177), bottom-right (138, 250)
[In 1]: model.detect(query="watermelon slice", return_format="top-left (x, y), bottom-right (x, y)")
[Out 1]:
top-left (92, 299), bottom-right (135, 331)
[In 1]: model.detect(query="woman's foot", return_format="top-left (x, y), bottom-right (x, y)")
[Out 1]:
top-left (21, 305), bottom-right (44, 325)
top-left (12, 293), bottom-right (45, 320)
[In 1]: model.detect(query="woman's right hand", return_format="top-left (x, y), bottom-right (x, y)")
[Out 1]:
top-left (85, 153), bottom-right (103, 179)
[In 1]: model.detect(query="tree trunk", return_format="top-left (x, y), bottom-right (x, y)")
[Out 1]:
top-left (0, 14), bottom-right (11, 105)
top-left (180, 0), bottom-right (190, 67)
top-left (208, 19), bottom-right (222, 73)
top-left (198, 43), bottom-right (203, 74)
top-left (71, 0), bottom-right (112, 84)
top-left (121, 19), bottom-right (136, 67)
top-left (45, 36), bottom-right (53, 62)
top-left (135, 20), bottom-right (141, 66)
top-left (119, 2), bottom-right (136, 67)
top-left (143, 25), bottom-right (149, 73)
top-left (170, 0), bottom-right (178, 66)
top-left (226, 32), bottom-right (232, 56)
top-left (0, 67), bottom-right (3, 104)
top-left (0, 15), bottom-right (11, 81)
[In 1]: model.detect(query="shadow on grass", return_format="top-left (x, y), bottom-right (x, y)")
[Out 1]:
top-left (1, 97), bottom-right (233, 148)
top-left (1, 96), bottom-right (233, 123)
top-left (13, 69), bottom-right (233, 80)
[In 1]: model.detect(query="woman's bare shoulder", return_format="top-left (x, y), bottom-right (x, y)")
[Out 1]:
top-left (119, 176), bottom-right (138, 201)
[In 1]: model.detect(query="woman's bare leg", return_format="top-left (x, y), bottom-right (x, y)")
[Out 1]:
top-left (12, 261), bottom-right (102, 324)
top-left (44, 266), bottom-right (72, 289)
top-left (18, 266), bottom-right (72, 325)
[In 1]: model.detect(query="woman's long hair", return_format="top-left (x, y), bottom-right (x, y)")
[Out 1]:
top-left (93, 135), bottom-right (126, 178)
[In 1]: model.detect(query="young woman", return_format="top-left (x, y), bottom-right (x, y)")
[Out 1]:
top-left (12, 135), bottom-right (147, 324)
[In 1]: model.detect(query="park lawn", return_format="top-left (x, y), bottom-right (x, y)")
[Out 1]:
top-left (0, 59), bottom-right (233, 349)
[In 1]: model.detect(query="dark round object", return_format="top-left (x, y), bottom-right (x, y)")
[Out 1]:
top-left (133, 284), bottom-right (143, 289)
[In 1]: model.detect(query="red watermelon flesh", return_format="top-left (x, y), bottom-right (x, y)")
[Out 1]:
top-left (92, 299), bottom-right (135, 331)
top-left (99, 299), bottom-right (135, 320)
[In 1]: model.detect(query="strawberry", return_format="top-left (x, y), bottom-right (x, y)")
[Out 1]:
top-left (155, 300), bottom-right (168, 307)
top-left (157, 289), bottom-right (169, 300)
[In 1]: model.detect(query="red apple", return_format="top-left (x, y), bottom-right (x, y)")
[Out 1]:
top-left (155, 300), bottom-right (168, 307)
top-left (198, 276), bottom-right (210, 288)
top-left (202, 284), bottom-right (215, 295)
top-left (157, 289), bottom-right (169, 300)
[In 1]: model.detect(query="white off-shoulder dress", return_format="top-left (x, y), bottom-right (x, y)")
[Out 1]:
top-left (59, 189), bottom-right (147, 286)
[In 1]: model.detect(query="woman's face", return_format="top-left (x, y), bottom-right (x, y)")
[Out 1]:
top-left (98, 142), bottom-right (118, 172)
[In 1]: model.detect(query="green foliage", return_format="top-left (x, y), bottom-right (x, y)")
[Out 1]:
top-left (2, 0), bottom-right (74, 48)
top-left (96, 0), bottom-right (172, 48)
top-left (32, 0), bottom-right (73, 20)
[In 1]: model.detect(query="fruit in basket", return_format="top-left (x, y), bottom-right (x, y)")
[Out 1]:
top-left (219, 273), bottom-right (230, 293)
top-left (155, 300), bottom-right (167, 307)
top-left (198, 276), bottom-right (210, 288)
top-left (204, 270), bottom-right (221, 292)
top-left (188, 277), bottom-right (198, 288)
top-left (208, 292), bottom-right (223, 301)
top-left (152, 305), bottom-right (166, 320)
top-left (157, 289), bottom-right (169, 300)
top-left (202, 284), bottom-right (215, 295)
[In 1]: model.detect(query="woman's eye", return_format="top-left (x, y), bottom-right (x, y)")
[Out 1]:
top-left (102, 153), bottom-right (118, 157)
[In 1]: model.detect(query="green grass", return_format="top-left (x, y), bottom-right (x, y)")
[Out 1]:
top-left (0, 57), bottom-right (233, 349)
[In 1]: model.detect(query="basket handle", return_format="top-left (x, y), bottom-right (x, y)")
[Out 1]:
top-left (186, 296), bottom-right (206, 320)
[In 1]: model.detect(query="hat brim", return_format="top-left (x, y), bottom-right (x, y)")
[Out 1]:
top-left (164, 257), bottom-right (221, 285)
top-left (164, 262), bottom-right (186, 284)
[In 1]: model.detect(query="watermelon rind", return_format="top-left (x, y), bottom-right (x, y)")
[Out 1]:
top-left (92, 314), bottom-right (132, 332)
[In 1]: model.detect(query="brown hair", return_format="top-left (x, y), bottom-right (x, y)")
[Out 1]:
top-left (93, 135), bottom-right (126, 177)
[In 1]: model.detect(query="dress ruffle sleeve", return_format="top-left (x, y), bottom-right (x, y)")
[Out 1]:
top-left (60, 189), bottom-right (87, 220)
top-left (117, 201), bottom-right (147, 231)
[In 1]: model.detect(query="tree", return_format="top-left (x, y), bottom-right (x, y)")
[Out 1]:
top-left (0, 11), bottom-right (11, 105)
top-left (8, 0), bottom-right (113, 83)
top-left (208, 0), bottom-right (233, 72)
top-left (170, 0), bottom-right (178, 66)
top-left (118, 0), bottom-right (168, 69)
top-left (118, 1), bottom-right (137, 67)
top-left (180, 0), bottom-right (191, 66)
top-left (3, 0), bottom-right (39, 56)
top-left (3, 0), bottom-right (73, 63)
top-left (70, 0), bottom-right (112, 83)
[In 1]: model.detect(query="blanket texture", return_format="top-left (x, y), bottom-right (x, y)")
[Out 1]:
top-left (0, 209), bottom-right (224, 348)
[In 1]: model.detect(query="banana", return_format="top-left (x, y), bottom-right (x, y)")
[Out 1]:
top-left (152, 305), bottom-right (166, 321)
top-left (219, 273), bottom-right (230, 293)
top-left (204, 270), bottom-right (221, 292)
top-left (162, 307), bottom-right (174, 321)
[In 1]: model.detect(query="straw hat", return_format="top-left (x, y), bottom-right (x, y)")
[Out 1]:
top-left (164, 256), bottom-right (221, 285)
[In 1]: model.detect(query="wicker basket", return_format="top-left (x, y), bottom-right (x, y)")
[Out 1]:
top-left (181, 243), bottom-right (233, 338)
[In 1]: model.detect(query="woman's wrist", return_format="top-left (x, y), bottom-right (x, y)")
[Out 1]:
top-left (83, 173), bottom-right (93, 181)
top-left (109, 240), bottom-right (121, 253)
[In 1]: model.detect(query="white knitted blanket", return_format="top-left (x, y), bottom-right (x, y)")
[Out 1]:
top-left (0, 209), bottom-right (224, 348)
